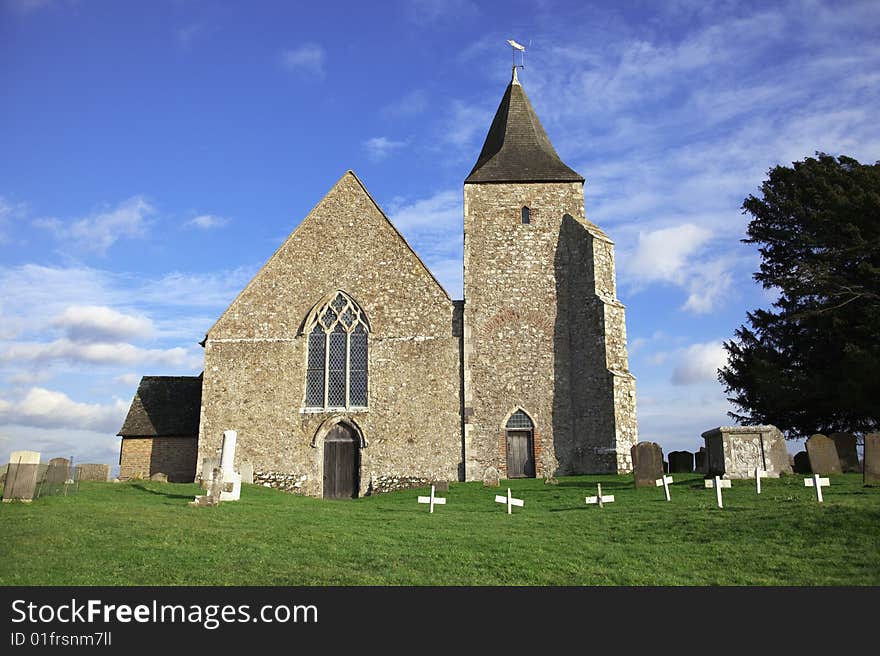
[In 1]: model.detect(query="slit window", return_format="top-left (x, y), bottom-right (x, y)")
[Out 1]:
top-left (521, 206), bottom-right (531, 224)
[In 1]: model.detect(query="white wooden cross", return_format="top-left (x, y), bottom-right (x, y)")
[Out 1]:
top-left (655, 475), bottom-right (674, 501)
top-left (754, 467), bottom-right (768, 494)
top-left (585, 483), bottom-right (615, 508)
top-left (704, 475), bottom-right (731, 508)
top-left (804, 474), bottom-right (831, 503)
top-left (495, 488), bottom-right (524, 514)
top-left (417, 485), bottom-right (447, 513)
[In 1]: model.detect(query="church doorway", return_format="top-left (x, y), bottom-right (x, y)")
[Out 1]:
top-left (323, 423), bottom-right (360, 499)
top-left (505, 409), bottom-right (535, 478)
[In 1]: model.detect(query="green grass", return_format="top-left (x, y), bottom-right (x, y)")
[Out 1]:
top-left (1, 474), bottom-right (878, 585)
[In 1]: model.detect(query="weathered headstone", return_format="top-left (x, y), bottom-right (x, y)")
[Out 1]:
top-left (482, 466), bottom-right (500, 488)
top-left (668, 451), bottom-right (694, 473)
top-left (585, 483), bottom-right (615, 508)
top-left (631, 442), bottom-right (664, 487)
top-left (78, 464), bottom-right (111, 481)
top-left (150, 472), bottom-right (168, 482)
top-left (694, 447), bottom-right (706, 473)
top-left (191, 430), bottom-right (241, 506)
top-left (793, 451), bottom-right (811, 474)
top-left (806, 434), bottom-right (841, 475)
top-left (45, 458), bottom-right (71, 485)
top-left (199, 457), bottom-right (220, 489)
top-left (417, 485), bottom-right (447, 513)
top-left (702, 425), bottom-right (792, 479)
top-left (432, 480), bottom-right (449, 492)
top-left (239, 462), bottom-right (255, 485)
top-left (829, 432), bottom-right (860, 473)
top-left (3, 451), bottom-right (41, 502)
top-left (494, 488), bottom-right (523, 514)
top-left (863, 433), bottom-right (880, 486)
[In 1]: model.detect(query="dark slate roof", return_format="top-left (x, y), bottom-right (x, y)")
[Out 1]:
top-left (117, 375), bottom-right (202, 437)
top-left (465, 73), bottom-right (584, 184)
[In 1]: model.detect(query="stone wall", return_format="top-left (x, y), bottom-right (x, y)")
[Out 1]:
top-left (462, 181), bottom-right (637, 480)
top-left (198, 172), bottom-right (462, 498)
top-left (119, 436), bottom-right (198, 482)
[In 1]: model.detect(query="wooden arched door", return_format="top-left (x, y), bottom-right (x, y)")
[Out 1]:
top-left (323, 423), bottom-right (360, 499)
top-left (505, 409), bottom-right (535, 478)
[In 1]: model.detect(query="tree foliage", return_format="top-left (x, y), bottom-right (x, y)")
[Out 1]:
top-left (719, 153), bottom-right (880, 438)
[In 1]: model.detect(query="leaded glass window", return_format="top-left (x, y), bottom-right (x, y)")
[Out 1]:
top-left (506, 409), bottom-right (534, 430)
top-left (304, 291), bottom-right (370, 409)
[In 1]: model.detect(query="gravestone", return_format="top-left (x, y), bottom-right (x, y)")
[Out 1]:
top-left (864, 433), bottom-right (880, 486)
top-left (150, 472), bottom-right (168, 482)
top-left (806, 434), bottom-right (841, 475)
top-left (668, 451), bottom-right (694, 473)
top-left (239, 462), bottom-right (254, 485)
top-left (45, 458), bottom-right (71, 485)
top-left (482, 466), bottom-right (500, 487)
top-left (829, 433), bottom-right (860, 473)
top-left (793, 451), bottom-right (811, 474)
top-left (432, 480), bottom-right (449, 492)
top-left (631, 442), bottom-right (664, 487)
top-left (78, 464), bottom-right (111, 481)
top-left (694, 447), bottom-right (706, 473)
top-left (3, 451), bottom-right (41, 502)
top-left (701, 425), bottom-right (792, 479)
top-left (199, 457), bottom-right (220, 489)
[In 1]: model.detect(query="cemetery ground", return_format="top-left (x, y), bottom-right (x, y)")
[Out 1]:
top-left (1, 473), bottom-right (878, 586)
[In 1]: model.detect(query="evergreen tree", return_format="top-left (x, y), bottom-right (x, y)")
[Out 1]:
top-left (719, 153), bottom-right (880, 438)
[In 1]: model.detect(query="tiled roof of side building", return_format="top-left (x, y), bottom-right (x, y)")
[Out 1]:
top-left (117, 375), bottom-right (202, 437)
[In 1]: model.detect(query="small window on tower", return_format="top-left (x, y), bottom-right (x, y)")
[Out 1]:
top-left (521, 206), bottom-right (531, 224)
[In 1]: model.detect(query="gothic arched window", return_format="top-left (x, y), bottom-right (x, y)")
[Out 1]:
top-left (304, 291), bottom-right (370, 409)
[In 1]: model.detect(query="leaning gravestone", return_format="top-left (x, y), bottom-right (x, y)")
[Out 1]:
top-left (701, 425), bottom-right (792, 479)
top-left (631, 442), bottom-right (664, 487)
top-left (239, 462), bottom-right (254, 485)
top-left (3, 451), bottom-right (41, 502)
top-left (806, 434), bottom-right (841, 475)
top-left (793, 451), bottom-right (812, 474)
top-left (829, 432), bottom-right (860, 473)
top-left (45, 458), bottom-right (71, 484)
top-left (668, 451), bottom-right (694, 473)
top-left (78, 464), bottom-right (110, 481)
top-left (863, 433), bottom-right (880, 486)
top-left (482, 466), bottom-right (500, 488)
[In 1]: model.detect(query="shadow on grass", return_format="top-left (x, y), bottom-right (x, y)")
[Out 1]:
top-left (130, 483), bottom-right (196, 501)
top-left (556, 480), bottom-right (633, 490)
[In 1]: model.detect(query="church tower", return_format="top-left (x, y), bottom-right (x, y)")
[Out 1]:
top-left (462, 67), bottom-right (637, 480)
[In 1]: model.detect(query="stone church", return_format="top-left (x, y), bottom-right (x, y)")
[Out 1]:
top-left (118, 68), bottom-right (639, 497)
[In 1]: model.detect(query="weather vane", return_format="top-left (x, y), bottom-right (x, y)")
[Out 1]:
top-left (507, 39), bottom-right (527, 71)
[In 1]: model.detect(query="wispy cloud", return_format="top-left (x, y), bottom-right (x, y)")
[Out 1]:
top-left (5, 0), bottom-right (55, 14)
top-left (364, 136), bottom-right (406, 162)
top-left (281, 44), bottom-right (326, 77)
top-left (405, 0), bottom-right (477, 25)
top-left (670, 341), bottom-right (728, 386)
top-left (34, 196), bottom-right (154, 254)
top-left (51, 305), bottom-right (153, 343)
top-left (186, 214), bottom-right (230, 230)
top-left (382, 90), bottom-right (428, 118)
top-left (0, 387), bottom-right (127, 433)
top-left (176, 23), bottom-right (203, 46)
top-left (2, 339), bottom-right (197, 368)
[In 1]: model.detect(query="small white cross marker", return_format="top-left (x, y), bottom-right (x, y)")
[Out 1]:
top-left (585, 483), bottom-right (615, 508)
top-left (655, 475), bottom-right (674, 501)
top-left (804, 474), bottom-right (831, 503)
top-left (754, 467), bottom-right (768, 494)
top-left (417, 485), bottom-right (447, 513)
top-left (704, 475), bottom-right (731, 508)
top-left (495, 487), bottom-right (524, 514)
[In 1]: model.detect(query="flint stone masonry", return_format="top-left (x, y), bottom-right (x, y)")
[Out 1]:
top-left (77, 464), bottom-right (110, 482)
top-left (829, 433), bottom-right (860, 473)
top-left (631, 442), bottom-right (664, 487)
top-left (254, 471), bottom-right (309, 493)
top-left (864, 433), bottom-right (880, 486)
top-left (806, 434), bottom-right (842, 475)
top-left (198, 172), bottom-right (461, 499)
top-left (370, 475), bottom-right (433, 495)
top-left (701, 426), bottom-right (792, 479)
top-left (463, 181), bottom-right (637, 481)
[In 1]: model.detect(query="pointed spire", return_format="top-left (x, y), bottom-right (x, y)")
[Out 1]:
top-left (465, 73), bottom-right (583, 184)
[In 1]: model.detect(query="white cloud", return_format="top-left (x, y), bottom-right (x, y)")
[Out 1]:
top-left (671, 341), bottom-right (728, 385)
top-left (52, 305), bottom-right (153, 343)
top-left (281, 44), bottom-right (326, 76)
top-left (34, 196), bottom-right (154, 254)
top-left (628, 224), bottom-right (713, 284)
top-left (2, 339), bottom-right (197, 368)
top-left (114, 373), bottom-right (140, 387)
top-left (0, 387), bottom-right (128, 434)
top-left (364, 136), bottom-right (406, 162)
top-left (187, 214), bottom-right (229, 229)
top-left (388, 189), bottom-right (460, 232)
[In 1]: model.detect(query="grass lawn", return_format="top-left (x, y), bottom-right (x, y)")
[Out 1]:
top-left (1, 473), bottom-right (878, 585)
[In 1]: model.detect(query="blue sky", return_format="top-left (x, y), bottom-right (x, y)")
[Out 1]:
top-left (1, 0), bottom-right (879, 470)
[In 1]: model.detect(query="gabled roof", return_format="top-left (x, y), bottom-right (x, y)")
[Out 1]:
top-left (117, 376), bottom-right (202, 437)
top-left (465, 69), bottom-right (584, 184)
